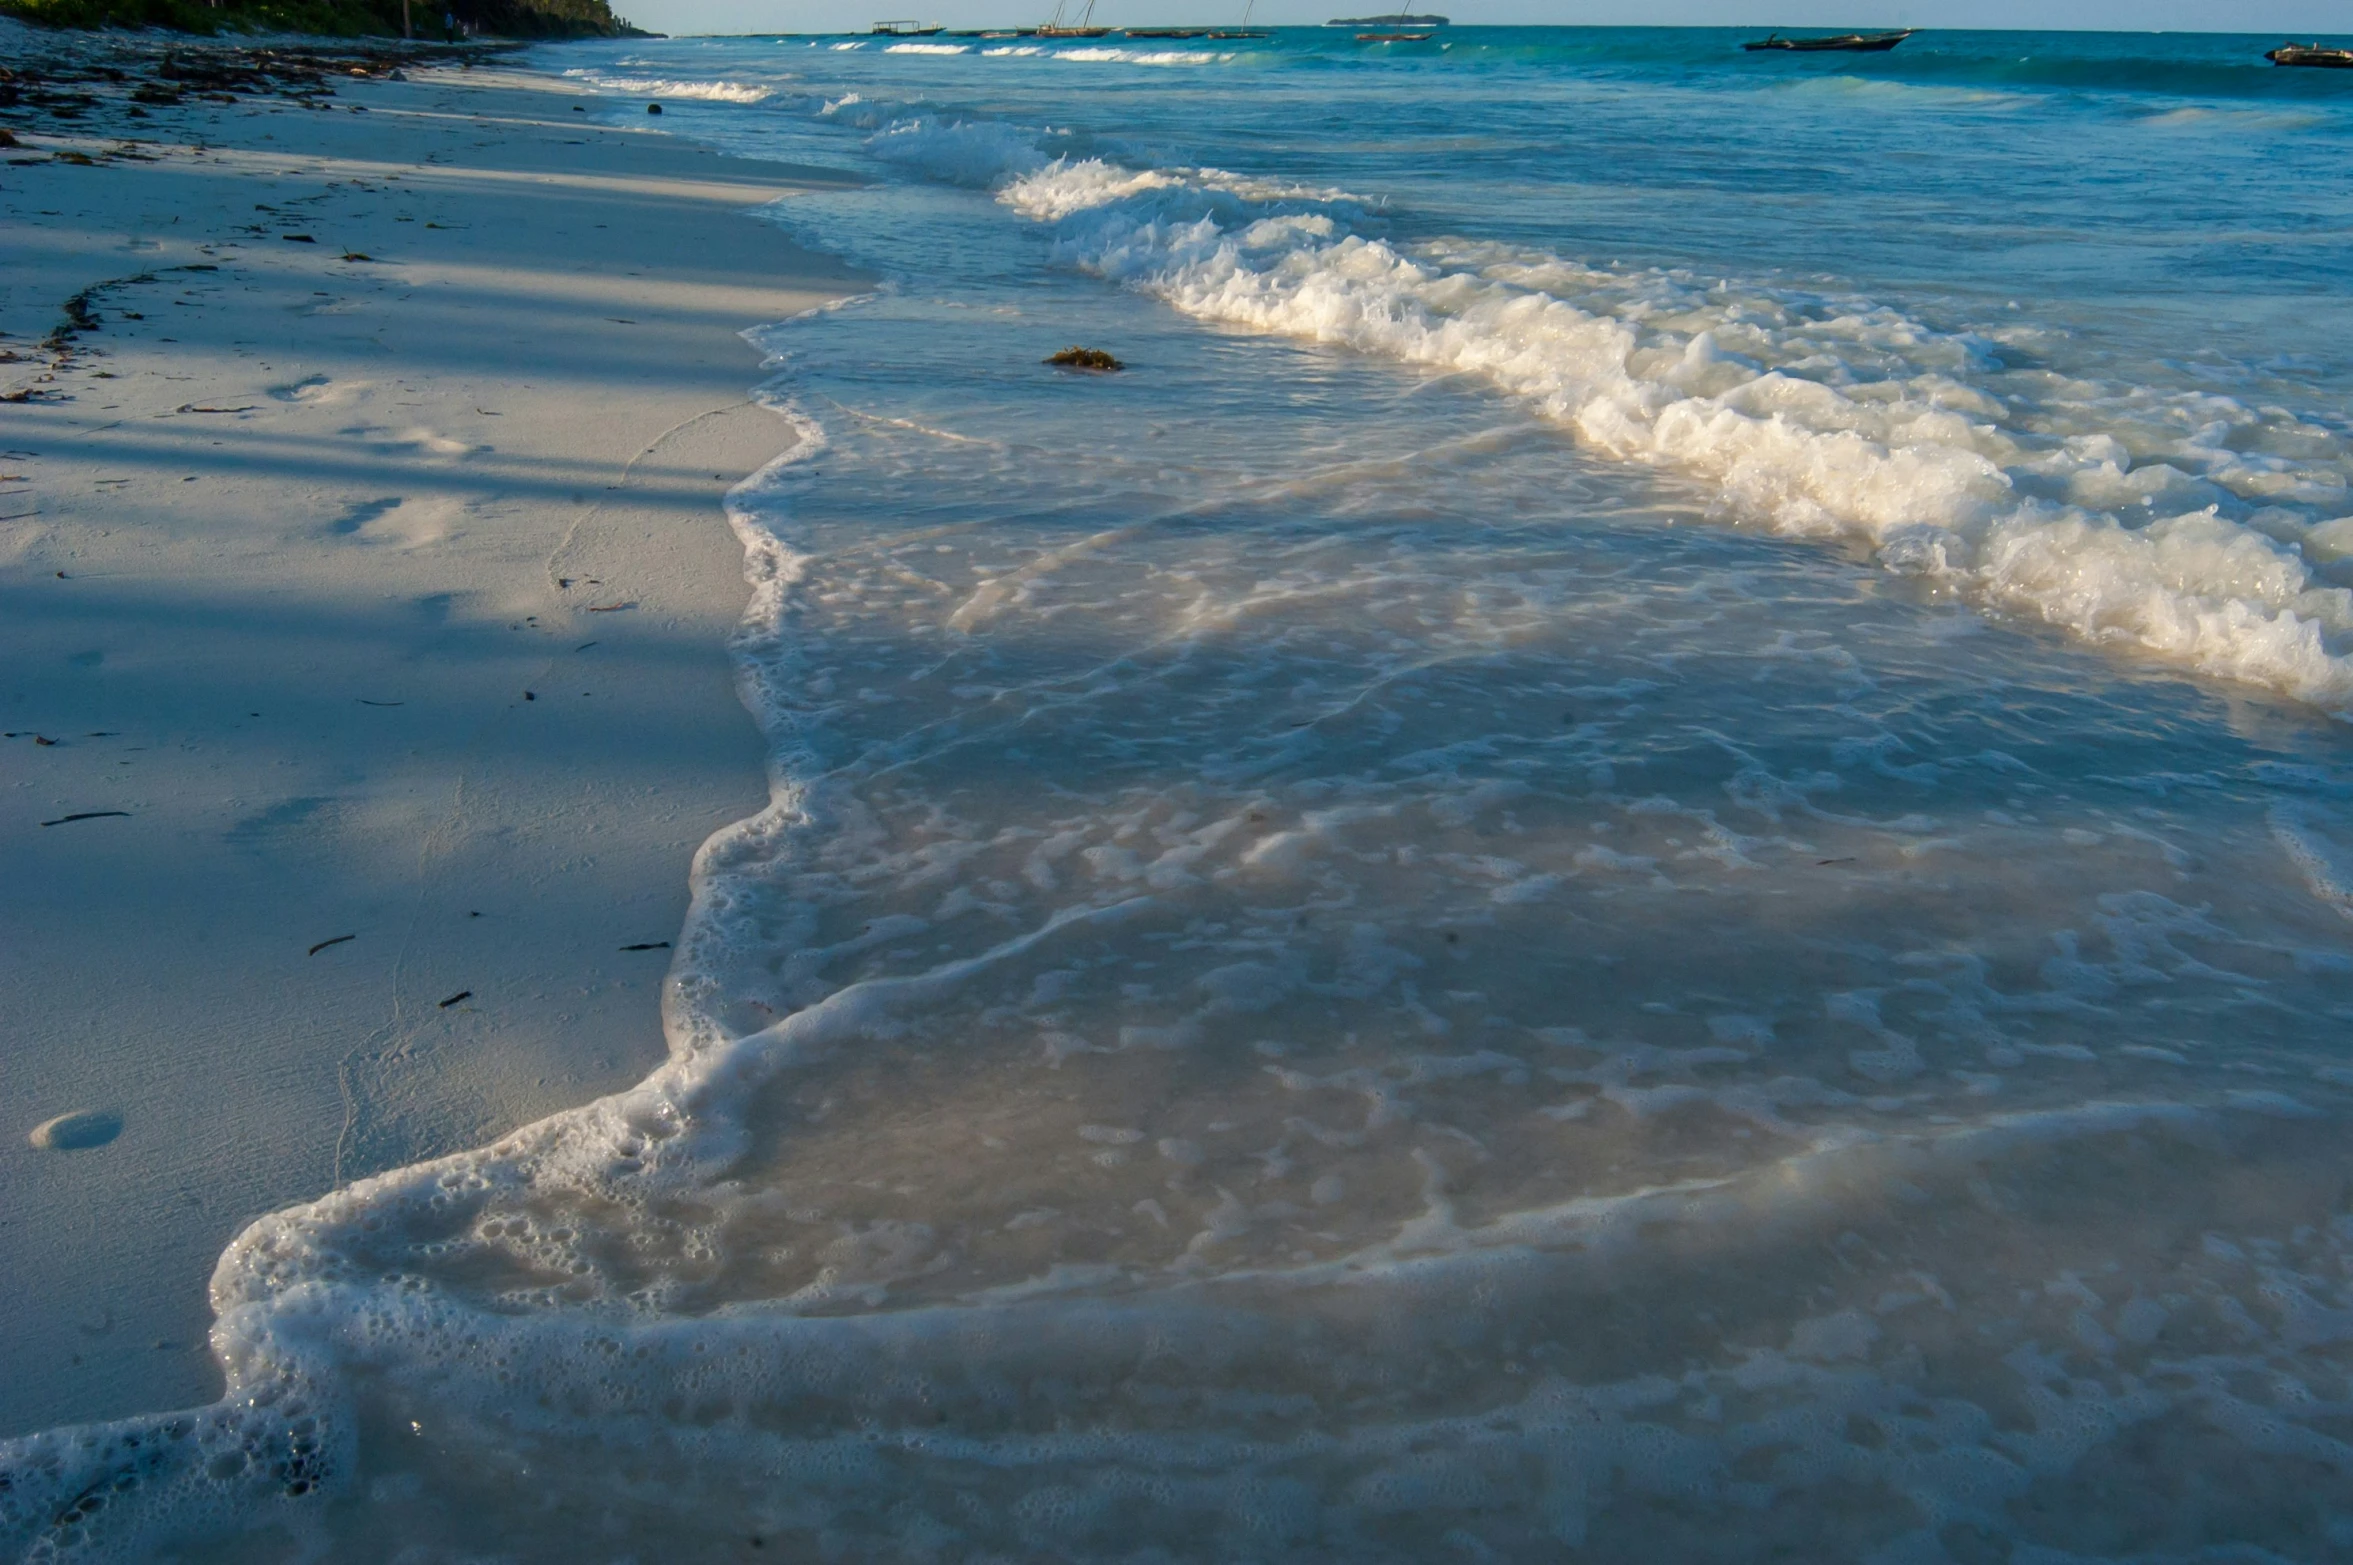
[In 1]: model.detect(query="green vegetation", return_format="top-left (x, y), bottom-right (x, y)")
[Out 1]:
top-left (0, 0), bottom-right (645, 39)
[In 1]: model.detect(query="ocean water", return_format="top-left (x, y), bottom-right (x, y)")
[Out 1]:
top-left (14, 27), bottom-right (2353, 1563)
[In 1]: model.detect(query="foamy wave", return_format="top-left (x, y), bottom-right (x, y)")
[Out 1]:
top-left (1051, 46), bottom-right (1225, 65)
top-left (562, 70), bottom-right (775, 102)
top-left (959, 154), bottom-right (2353, 711)
top-left (885, 41), bottom-right (970, 54)
top-left (724, 98), bottom-right (2353, 710)
top-left (864, 114), bottom-right (1057, 183)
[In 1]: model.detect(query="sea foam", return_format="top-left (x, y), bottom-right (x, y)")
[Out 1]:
top-left (560, 69), bottom-right (776, 101)
top-left (762, 89), bottom-right (2353, 712)
top-left (979, 155), bottom-right (2353, 709)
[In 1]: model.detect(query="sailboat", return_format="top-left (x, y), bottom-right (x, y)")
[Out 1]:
top-left (1036, 0), bottom-right (1111, 37)
top-left (1206, 0), bottom-right (1267, 38)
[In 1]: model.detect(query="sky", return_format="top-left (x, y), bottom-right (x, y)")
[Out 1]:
top-left (614, 0), bottom-right (2352, 37)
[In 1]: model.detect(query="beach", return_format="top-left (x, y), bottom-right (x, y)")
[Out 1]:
top-left (13, 23), bottom-right (2353, 1562)
top-left (0, 31), bottom-right (863, 1437)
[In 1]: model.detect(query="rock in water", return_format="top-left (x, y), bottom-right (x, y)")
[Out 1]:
top-left (29, 1109), bottom-right (122, 1151)
top-left (647, 102), bottom-right (663, 114)
top-left (1045, 345), bottom-right (1123, 371)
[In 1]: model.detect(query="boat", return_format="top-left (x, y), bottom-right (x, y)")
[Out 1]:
top-left (1328, 10), bottom-right (1446, 23)
top-left (1206, 0), bottom-right (1267, 39)
top-left (870, 18), bottom-right (945, 33)
top-left (1743, 28), bottom-right (1913, 51)
top-left (2267, 42), bottom-right (2353, 67)
top-left (1035, 0), bottom-right (1111, 36)
top-left (1034, 0), bottom-right (1112, 35)
top-left (1357, 30), bottom-right (1432, 40)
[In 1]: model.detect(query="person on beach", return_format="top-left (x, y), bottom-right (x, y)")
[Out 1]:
top-left (444, 9), bottom-right (458, 40)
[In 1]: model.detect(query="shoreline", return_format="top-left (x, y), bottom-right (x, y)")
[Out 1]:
top-left (0, 26), bottom-right (867, 1437)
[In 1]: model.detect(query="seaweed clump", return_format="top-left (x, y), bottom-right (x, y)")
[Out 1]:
top-left (1045, 346), bottom-right (1123, 372)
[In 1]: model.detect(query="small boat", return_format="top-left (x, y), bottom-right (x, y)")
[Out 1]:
top-left (871, 18), bottom-right (945, 33)
top-left (1743, 28), bottom-right (1913, 52)
top-left (1357, 30), bottom-right (1432, 40)
top-left (1126, 26), bottom-right (1207, 36)
top-left (2267, 42), bottom-right (2353, 67)
top-left (1206, 1), bottom-right (1267, 39)
top-left (1328, 10), bottom-right (1447, 23)
top-left (1034, 0), bottom-right (1111, 33)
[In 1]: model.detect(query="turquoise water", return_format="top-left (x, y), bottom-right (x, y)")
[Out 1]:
top-left (14, 28), bottom-right (2353, 1564)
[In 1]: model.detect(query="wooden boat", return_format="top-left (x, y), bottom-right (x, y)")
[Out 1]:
top-left (871, 18), bottom-right (945, 33)
top-left (1357, 30), bottom-right (1432, 40)
top-left (1206, 1), bottom-right (1267, 39)
top-left (1035, 0), bottom-right (1111, 34)
top-left (1743, 28), bottom-right (1913, 52)
top-left (2267, 42), bottom-right (2353, 67)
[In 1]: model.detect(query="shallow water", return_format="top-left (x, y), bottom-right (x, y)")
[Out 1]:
top-left (14, 27), bottom-right (2353, 1564)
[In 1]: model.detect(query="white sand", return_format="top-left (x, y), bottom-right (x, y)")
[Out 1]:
top-left (0, 45), bottom-right (864, 1435)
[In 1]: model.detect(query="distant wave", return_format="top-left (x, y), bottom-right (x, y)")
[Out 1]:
top-left (561, 70), bottom-right (775, 101)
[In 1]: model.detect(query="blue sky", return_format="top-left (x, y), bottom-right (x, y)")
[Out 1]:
top-left (616, 0), bottom-right (2350, 36)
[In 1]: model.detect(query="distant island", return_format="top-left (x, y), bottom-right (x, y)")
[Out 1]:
top-left (1326, 11), bottom-right (1448, 24)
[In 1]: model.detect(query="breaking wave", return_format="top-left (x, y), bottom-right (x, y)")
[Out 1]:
top-left (827, 107), bottom-right (2353, 712)
top-left (559, 69), bottom-right (776, 102)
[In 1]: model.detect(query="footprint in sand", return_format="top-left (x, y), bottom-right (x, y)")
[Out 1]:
top-left (328, 494), bottom-right (457, 549)
top-left (0, 522), bottom-right (42, 569)
top-left (346, 424), bottom-right (480, 460)
top-left (268, 373), bottom-right (364, 406)
top-left (30, 1109), bottom-right (122, 1151)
